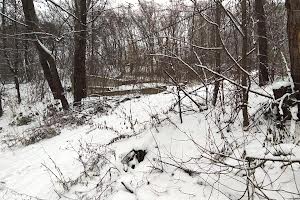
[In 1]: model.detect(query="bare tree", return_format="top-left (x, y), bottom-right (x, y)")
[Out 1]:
top-left (241, 0), bottom-right (249, 128)
top-left (73, 0), bottom-right (88, 104)
top-left (0, 82), bottom-right (3, 117)
top-left (21, 0), bottom-right (69, 110)
top-left (212, 1), bottom-right (222, 106)
top-left (286, 0), bottom-right (300, 98)
top-left (255, 0), bottom-right (269, 86)
top-left (0, 97), bottom-right (2, 117)
top-left (1, 0), bottom-right (21, 104)
top-left (13, 0), bottom-right (21, 104)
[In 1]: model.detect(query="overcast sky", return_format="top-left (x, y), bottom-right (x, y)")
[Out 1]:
top-left (34, 0), bottom-right (233, 15)
top-left (34, 0), bottom-right (171, 12)
top-left (113, 0), bottom-right (171, 6)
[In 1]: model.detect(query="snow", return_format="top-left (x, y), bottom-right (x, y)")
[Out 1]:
top-left (271, 80), bottom-right (291, 90)
top-left (1, 82), bottom-right (300, 200)
top-left (113, 83), bottom-right (166, 91)
top-left (290, 105), bottom-right (299, 142)
top-left (278, 92), bottom-right (289, 115)
top-left (37, 39), bottom-right (55, 60)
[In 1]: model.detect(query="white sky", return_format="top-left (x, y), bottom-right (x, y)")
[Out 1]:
top-left (112, 0), bottom-right (232, 9)
top-left (34, 0), bottom-right (233, 15)
top-left (34, 0), bottom-right (171, 12)
top-left (112, 0), bottom-right (171, 7)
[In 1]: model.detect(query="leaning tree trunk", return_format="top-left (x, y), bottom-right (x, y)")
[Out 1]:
top-left (286, 0), bottom-right (300, 98)
top-left (255, 0), bottom-right (269, 86)
top-left (241, 0), bottom-right (249, 128)
top-left (21, 0), bottom-right (69, 110)
top-left (73, 0), bottom-right (88, 104)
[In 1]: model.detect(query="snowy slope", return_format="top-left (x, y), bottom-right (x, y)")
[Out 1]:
top-left (1, 83), bottom-right (300, 200)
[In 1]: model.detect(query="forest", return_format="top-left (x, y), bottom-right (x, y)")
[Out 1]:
top-left (0, 0), bottom-right (300, 199)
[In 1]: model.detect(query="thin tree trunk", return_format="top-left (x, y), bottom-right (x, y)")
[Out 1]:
top-left (1, 1), bottom-right (5, 117)
top-left (286, 0), bottom-right (300, 99)
top-left (212, 1), bottom-right (221, 106)
top-left (21, 0), bottom-right (69, 110)
top-left (73, 0), bottom-right (87, 104)
top-left (14, 0), bottom-right (21, 104)
top-left (13, 75), bottom-right (21, 104)
top-left (242, 0), bottom-right (249, 128)
top-left (0, 92), bottom-right (3, 117)
top-left (255, 0), bottom-right (269, 86)
top-left (90, 1), bottom-right (95, 75)
top-left (23, 39), bottom-right (31, 82)
top-left (233, 28), bottom-right (241, 108)
top-left (2, 0), bottom-right (21, 104)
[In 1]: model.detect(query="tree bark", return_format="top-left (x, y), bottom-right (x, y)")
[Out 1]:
top-left (212, 1), bottom-right (221, 106)
top-left (14, 0), bottom-right (21, 104)
top-left (241, 0), bottom-right (249, 128)
top-left (23, 38), bottom-right (32, 82)
top-left (2, 0), bottom-right (21, 104)
top-left (21, 0), bottom-right (69, 110)
top-left (0, 91), bottom-right (2, 117)
top-left (255, 0), bottom-right (269, 86)
top-left (286, 0), bottom-right (300, 98)
top-left (73, 0), bottom-right (88, 104)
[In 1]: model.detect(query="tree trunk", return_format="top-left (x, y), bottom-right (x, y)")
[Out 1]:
top-left (21, 0), bottom-right (69, 110)
top-left (14, 75), bottom-right (21, 104)
top-left (73, 0), bottom-right (87, 104)
top-left (0, 93), bottom-right (3, 117)
top-left (90, 1), bottom-right (95, 75)
top-left (286, 0), bottom-right (300, 98)
top-left (255, 0), bottom-right (269, 86)
top-left (23, 39), bottom-right (32, 82)
top-left (242, 0), bottom-right (249, 128)
top-left (2, 0), bottom-right (21, 104)
top-left (14, 0), bottom-right (21, 104)
top-left (212, 1), bottom-right (221, 106)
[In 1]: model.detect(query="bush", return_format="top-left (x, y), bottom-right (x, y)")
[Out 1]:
top-left (9, 112), bottom-right (34, 126)
top-left (21, 127), bottom-right (59, 145)
top-left (2, 126), bottom-right (60, 147)
top-left (16, 115), bottom-right (33, 126)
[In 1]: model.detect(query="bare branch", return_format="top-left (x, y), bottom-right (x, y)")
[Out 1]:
top-left (195, 64), bottom-right (273, 99)
top-left (0, 11), bottom-right (27, 27)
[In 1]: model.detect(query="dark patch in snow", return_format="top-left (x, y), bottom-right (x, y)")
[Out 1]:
top-left (121, 149), bottom-right (147, 172)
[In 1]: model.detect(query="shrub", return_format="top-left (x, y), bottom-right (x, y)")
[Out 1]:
top-left (21, 127), bottom-right (59, 145)
top-left (16, 115), bottom-right (33, 126)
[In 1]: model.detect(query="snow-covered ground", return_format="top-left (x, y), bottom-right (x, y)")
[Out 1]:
top-left (0, 82), bottom-right (300, 200)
